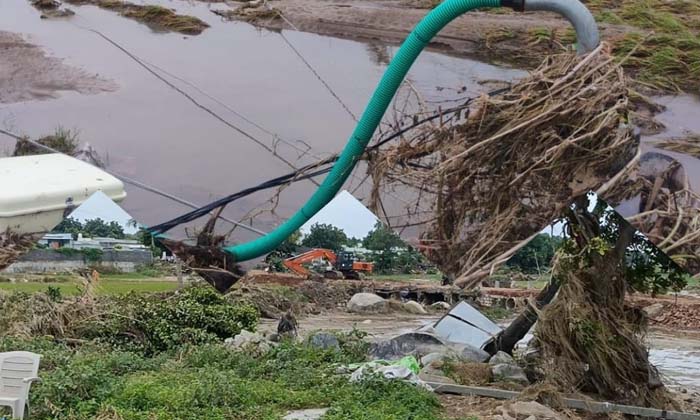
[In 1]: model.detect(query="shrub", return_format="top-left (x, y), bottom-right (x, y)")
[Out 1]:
top-left (127, 286), bottom-right (259, 352)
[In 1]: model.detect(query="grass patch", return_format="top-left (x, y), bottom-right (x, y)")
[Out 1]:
top-left (13, 126), bottom-right (78, 156)
top-left (0, 336), bottom-right (446, 419)
top-left (589, 0), bottom-right (700, 92)
top-left (64, 0), bottom-right (209, 35)
top-left (0, 277), bottom-right (177, 295)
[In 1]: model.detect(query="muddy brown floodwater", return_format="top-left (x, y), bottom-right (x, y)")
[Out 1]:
top-left (1, 0), bottom-right (699, 258)
top-left (0, 0), bottom-right (523, 247)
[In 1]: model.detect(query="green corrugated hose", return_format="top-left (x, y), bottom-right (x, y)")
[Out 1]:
top-left (226, 0), bottom-right (501, 261)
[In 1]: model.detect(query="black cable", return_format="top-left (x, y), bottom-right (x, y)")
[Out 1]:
top-left (146, 88), bottom-right (511, 235)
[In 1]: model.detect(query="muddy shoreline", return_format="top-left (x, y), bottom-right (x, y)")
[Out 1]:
top-left (218, 0), bottom-right (629, 68)
top-left (0, 30), bottom-right (116, 103)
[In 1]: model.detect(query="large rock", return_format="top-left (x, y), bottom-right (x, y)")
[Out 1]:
top-left (492, 363), bottom-right (529, 385)
top-left (347, 293), bottom-right (387, 313)
top-left (430, 301), bottom-right (451, 310)
top-left (488, 351), bottom-right (514, 365)
top-left (643, 302), bottom-right (665, 318)
top-left (421, 352), bottom-right (448, 366)
top-left (457, 344), bottom-right (490, 363)
top-left (369, 332), bottom-right (446, 360)
top-left (403, 300), bottom-right (428, 314)
top-left (507, 401), bottom-right (560, 419)
top-left (308, 332), bottom-right (340, 350)
top-left (224, 329), bottom-right (271, 356)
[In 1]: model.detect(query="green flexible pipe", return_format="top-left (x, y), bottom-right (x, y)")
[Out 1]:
top-left (226, 0), bottom-right (599, 261)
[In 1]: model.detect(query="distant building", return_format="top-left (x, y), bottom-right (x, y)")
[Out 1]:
top-left (38, 233), bottom-right (148, 252)
top-left (38, 233), bottom-right (74, 249)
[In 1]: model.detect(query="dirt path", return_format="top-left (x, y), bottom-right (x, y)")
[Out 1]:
top-left (223, 0), bottom-right (629, 67)
top-left (258, 310), bottom-right (441, 340)
top-left (0, 31), bottom-right (116, 103)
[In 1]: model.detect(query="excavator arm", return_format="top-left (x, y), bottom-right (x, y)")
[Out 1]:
top-left (282, 248), bottom-right (337, 277)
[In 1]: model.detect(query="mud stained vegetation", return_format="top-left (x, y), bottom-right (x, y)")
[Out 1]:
top-left (64, 0), bottom-right (209, 35)
top-left (0, 31), bottom-right (116, 103)
top-left (368, 45), bottom-right (637, 287)
top-left (227, 0), bottom-right (700, 93)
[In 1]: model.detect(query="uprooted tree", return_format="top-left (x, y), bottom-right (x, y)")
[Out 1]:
top-left (496, 194), bottom-right (688, 406)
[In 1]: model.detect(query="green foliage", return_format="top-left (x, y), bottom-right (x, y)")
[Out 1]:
top-left (81, 247), bottom-right (104, 263)
top-left (506, 233), bottom-right (563, 274)
top-left (129, 287), bottom-right (259, 353)
top-left (266, 230), bottom-right (302, 271)
top-left (363, 221), bottom-right (403, 251)
top-left (587, 195), bottom-right (689, 295)
top-left (0, 335), bottom-right (446, 419)
top-left (136, 227), bottom-right (171, 257)
top-left (52, 217), bottom-right (126, 240)
top-left (12, 127), bottom-right (79, 157)
top-left (301, 223), bottom-right (349, 251)
top-left (51, 217), bottom-right (84, 239)
top-left (46, 285), bottom-right (62, 302)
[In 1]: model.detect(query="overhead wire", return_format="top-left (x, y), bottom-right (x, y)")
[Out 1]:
top-left (146, 94), bottom-right (499, 234)
top-left (73, 24), bottom-right (320, 186)
top-left (0, 128), bottom-right (267, 236)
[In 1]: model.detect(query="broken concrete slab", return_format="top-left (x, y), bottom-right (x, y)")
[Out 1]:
top-left (507, 401), bottom-right (560, 419)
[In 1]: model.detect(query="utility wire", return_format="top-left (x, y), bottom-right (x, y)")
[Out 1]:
top-left (75, 24), bottom-right (319, 186)
top-left (265, 1), bottom-right (359, 122)
top-left (146, 95), bottom-right (492, 234)
top-left (0, 128), bottom-right (268, 236)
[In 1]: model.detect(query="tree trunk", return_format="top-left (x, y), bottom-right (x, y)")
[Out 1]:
top-left (487, 279), bottom-right (560, 355)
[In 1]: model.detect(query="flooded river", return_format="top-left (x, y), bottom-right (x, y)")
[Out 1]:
top-left (0, 0), bottom-right (522, 241)
top-left (2, 0), bottom-right (698, 244)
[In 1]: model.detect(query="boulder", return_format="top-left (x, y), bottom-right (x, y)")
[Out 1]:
top-left (224, 329), bottom-right (270, 355)
top-left (457, 343), bottom-right (490, 363)
top-left (308, 332), bottom-right (340, 350)
top-left (347, 293), bottom-right (387, 313)
top-left (508, 401), bottom-right (560, 419)
top-left (492, 363), bottom-right (529, 385)
top-left (369, 332), bottom-right (446, 360)
top-left (420, 352), bottom-right (447, 366)
top-left (488, 350), bottom-right (515, 365)
top-left (643, 302), bottom-right (665, 318)
top-left (403, 300), bottom-right (428, 314)
top-left (430, 301), bottom-right (451, 310)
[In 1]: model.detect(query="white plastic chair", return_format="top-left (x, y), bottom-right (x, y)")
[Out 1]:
top-left (0, 352), bottom-right (41, 419)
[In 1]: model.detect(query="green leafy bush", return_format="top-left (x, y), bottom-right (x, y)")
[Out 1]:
top-left (128, 286), bottom-right (258, 352)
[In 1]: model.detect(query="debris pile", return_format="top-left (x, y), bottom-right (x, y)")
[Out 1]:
top-left (63, 0), bottom-right (209, 34)
top-left (0, 230), bottom-right (37, 271)
top-left (653, 302), bottom-right (700, 330)
top-left (533, 250), bottom-right (671, 406)
top-left (604, 149), bottom-right (700, 275)
top-left (368, 44), bottom-right (637, 287)
top-left (162, 213), bottom-right (245, 293)
top-left (212, 1), bottom-right (280, 23)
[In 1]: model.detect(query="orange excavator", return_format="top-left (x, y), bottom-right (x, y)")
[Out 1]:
top-left (283, 248), bottom-right (373, 280)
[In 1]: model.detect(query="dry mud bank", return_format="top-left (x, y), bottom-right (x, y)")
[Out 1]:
top-left (0, 30), bottom-right (116, 103)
